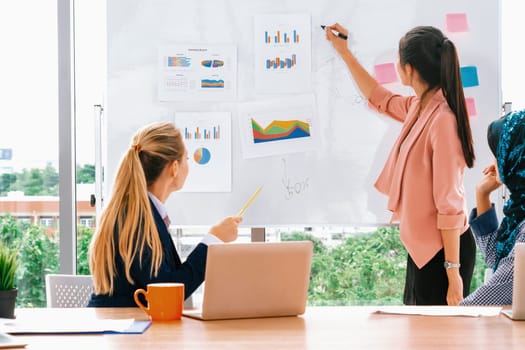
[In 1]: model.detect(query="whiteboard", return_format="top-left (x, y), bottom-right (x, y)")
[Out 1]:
top-left (105, 0), bottom-right (501, 226)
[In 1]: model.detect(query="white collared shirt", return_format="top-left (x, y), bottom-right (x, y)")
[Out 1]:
top-left (147, 192), bottom-right (222, 246)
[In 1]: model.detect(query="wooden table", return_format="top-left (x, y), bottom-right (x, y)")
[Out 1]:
top-left (8, 306), bottom-right (525, 349)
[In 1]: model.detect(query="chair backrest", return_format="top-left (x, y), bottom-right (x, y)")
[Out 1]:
top-left (45, 274), bottom-right (94, 308)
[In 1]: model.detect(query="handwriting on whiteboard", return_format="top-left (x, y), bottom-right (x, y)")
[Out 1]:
top-left (281, 158), bottom-right (310, 200)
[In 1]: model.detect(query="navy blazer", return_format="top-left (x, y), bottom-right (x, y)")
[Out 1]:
top-left (88, 200), bottom-right (208, 307)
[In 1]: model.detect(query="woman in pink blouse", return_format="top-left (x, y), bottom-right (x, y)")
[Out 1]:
top-left (326, 24), bottom-right (476, 305)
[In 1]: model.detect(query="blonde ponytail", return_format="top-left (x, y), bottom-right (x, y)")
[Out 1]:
top-left (90, 122), bottom-right (183, 295)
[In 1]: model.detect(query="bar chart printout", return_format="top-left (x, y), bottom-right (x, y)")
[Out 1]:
top-left (175, 112), bottom-right (231, 192)
top-left (266, 54), bottom-right (297, 69)
top-left (264, 29), bottom-right (300, 43)
top-left (254, 14), bottom-right (311, 93)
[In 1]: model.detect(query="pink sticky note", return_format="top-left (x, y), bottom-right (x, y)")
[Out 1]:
top-left (446, 13), bottom-right (469, 33)
top-left (466, 97), bottom-right (477, 117)
top-left (374, 63), bottom-right (398, 84)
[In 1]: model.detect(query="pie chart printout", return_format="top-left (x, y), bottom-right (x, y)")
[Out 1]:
top-left (194, 147), bottom-right (211, 165)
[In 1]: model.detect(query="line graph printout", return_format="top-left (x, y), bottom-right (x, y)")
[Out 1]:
top-left (175, 112), bottom-right (231, 192)
top-left (239, 96), bottom-right (317, 158)
top-left (158, 45), bottom-right (236, 101)
top-left (254, 14), bottom-right (311, 94)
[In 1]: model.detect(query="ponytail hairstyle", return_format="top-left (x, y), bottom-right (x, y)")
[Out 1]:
top-left (90, 122), bottom-right (185, 295)
top-left (399, 26), bottom-right (475, 168)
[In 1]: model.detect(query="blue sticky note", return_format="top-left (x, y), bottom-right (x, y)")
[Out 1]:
top-left (460, 66), bottom-right (479, 88)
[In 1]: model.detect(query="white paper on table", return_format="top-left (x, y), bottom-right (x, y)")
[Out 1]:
top-left (373, 306), bottom-right (502, 317)
top-left (0, 332), bottom-right (26, 349)
top-left (0, 317), bottom-right (140, 334)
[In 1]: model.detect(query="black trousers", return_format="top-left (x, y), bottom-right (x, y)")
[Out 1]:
top-left (403, 227), bottom-right (476, 305)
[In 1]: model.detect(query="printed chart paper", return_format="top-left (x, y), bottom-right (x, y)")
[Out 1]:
top-left (158, 45), bottom-right (236, 101)
top-left (175, 112), bottom-right (231, 192)
top-left (374, 306), bottom-right (502, 317)
top-left (254, 14), bottom-right (311, 93)
top-left (238, 96), bottom-right (317, 159)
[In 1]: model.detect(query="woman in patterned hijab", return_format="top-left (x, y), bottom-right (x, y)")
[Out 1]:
top-left (461, 110), bottom-right (525, 305)
top-left (489, 110), bottom-right (525, 269)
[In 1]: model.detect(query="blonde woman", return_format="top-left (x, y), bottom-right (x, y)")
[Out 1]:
top-left (88, 122), bottom-right (241, 307)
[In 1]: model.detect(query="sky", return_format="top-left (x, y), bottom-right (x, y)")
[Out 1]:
top-left (0, 0), bottom-right (105, 170)
top-left (0, 0), bottom-right (523, 170)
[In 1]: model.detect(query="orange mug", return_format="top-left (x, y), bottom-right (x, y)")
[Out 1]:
top-left (133, 282), bottom-right (184, 321)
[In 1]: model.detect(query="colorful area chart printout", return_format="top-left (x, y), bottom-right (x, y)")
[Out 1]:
top-left (238, 96), bottom-right (318, 159)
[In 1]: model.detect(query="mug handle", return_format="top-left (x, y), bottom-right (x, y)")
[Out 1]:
top-left (133, 288), bottom-right (149, 315)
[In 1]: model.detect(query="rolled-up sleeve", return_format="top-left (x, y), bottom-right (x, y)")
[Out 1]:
top-left (437, 213), bottom-right (465, 229)
top-left (469, 205), bottom-right (499, 237)
top-left (431, 110), bottom-right (467, 230)
top-left (469, 205), bottom-right (499, 269)
top-left (367, 84), bottom-right (415, 123)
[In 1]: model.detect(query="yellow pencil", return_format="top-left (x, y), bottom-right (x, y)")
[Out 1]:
top-left (237, 186), bottom-right (263, 217)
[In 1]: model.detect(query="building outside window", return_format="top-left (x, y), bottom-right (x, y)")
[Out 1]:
top-left (39, 217), bottom-right (55, 228)
top-left (79, 216), bottom-right (95, 228)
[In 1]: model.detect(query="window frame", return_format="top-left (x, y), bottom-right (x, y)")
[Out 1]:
top-left (58, 0), bottom-right (77, 274)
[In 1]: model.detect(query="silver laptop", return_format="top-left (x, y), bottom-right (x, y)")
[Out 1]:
top-left (183, 241), bottom-right (313, 320)
top-left (502, 243), bottom-right (525, 320)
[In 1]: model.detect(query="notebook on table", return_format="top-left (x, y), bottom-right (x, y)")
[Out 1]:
top-left (183, 241), bottom-right (313, 321)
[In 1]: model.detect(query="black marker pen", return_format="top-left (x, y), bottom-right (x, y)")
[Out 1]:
top-left (321, 25), bottom-right (348, 40)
